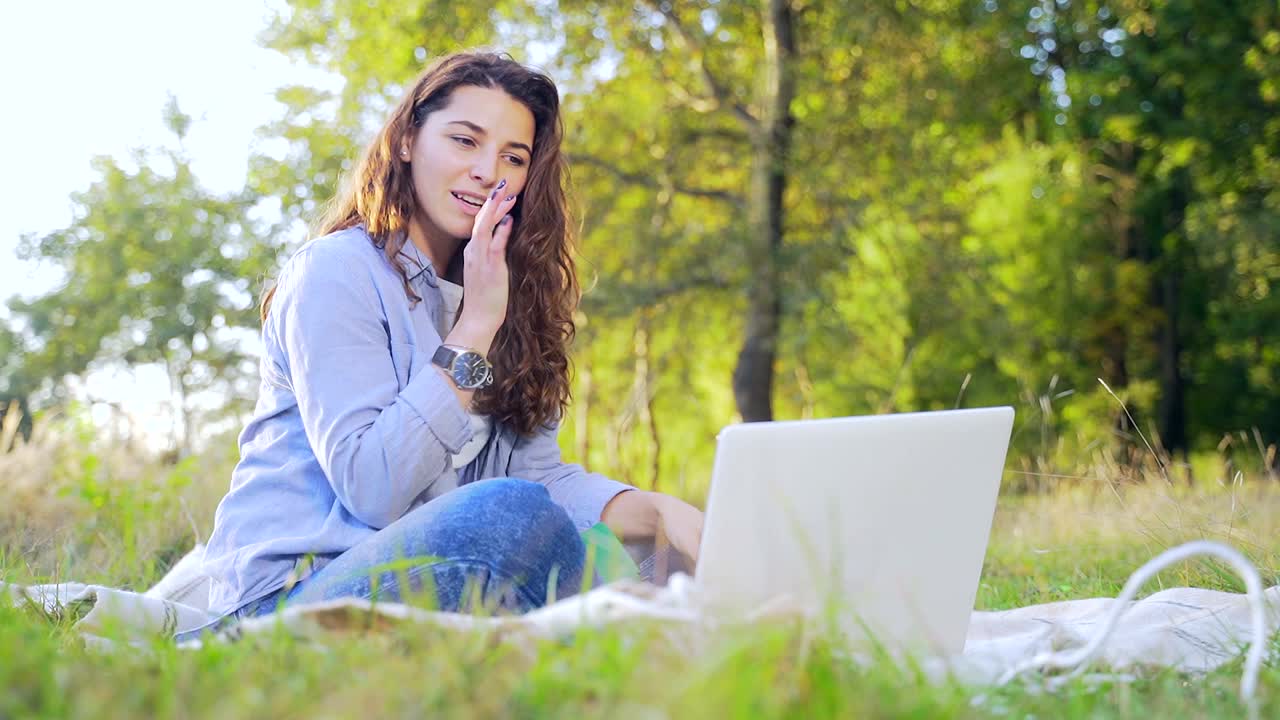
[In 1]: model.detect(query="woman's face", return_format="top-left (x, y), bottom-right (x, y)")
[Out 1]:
top-left (402, 85), bottom-right (536, 242)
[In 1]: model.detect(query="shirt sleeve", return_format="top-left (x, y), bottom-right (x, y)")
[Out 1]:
top-left (267, 243), bottom-right (472, 529)
top-left (506, 421), bottom-right (635, 530)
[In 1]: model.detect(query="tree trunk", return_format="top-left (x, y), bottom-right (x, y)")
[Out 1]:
top-left (177, 364), bottom-right (193, 458)
top-left (633, 316), bottom-right (661, 491)
top-left (1156, 170), bottom-right (1190, 457)
top-left (1103, 142), bottom-right (1137, 392)
top-left (732, 0), bottom-right (795, 422)
top-left (162, 354), bottom-right (183, 458)
top-left (575, 361), bottom-right (592, 472)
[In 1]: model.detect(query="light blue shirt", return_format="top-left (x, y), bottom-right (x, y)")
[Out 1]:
top-left (201, 227), bottom-right (633, 616)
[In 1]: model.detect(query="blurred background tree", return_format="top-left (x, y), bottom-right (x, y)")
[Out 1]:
top-left (7, 98), bottom-right (273, 456)
top-left (3, 0), bottom-right (1277, 494)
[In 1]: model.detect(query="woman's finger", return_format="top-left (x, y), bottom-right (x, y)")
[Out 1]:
top-left (472, 186), bottom-right (518, 256)
top-left (490, 193), bottom-right (518, 236)
top-left (467, 180), bottom-right (506, 260)
top-left (491, 215), bottom-right (513, 259)
top-left (477, 179), bottom-right (508, 236)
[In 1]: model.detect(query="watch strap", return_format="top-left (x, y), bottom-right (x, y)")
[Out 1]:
top-left (431, 344), bottom-right (461, 370)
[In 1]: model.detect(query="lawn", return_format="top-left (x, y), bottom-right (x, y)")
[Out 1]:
top-left (2, 411), bottom-right (1278, 719)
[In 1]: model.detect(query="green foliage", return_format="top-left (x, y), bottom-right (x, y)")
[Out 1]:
top-left (7, 6), bottom-right (1280, 711)
top-left (4, 467), bottom-right (1280, 718)
top-left (4, 0), bottom-right (1279, 483)
top-left (7, 104), bottom-right (277, 453)
top-left (0, 404), bottom-right (234, 589)
top-left (0, 326), bottom-right (33, 440)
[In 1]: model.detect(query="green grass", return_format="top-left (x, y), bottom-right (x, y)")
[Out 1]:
top-left (1, 591), bottom-right (1274, 719)
top-left (3, 411), bottom-right (1280, 718)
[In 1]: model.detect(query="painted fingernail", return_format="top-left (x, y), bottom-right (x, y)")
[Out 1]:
top-left (501, 216), bottom-right (512, 226)
top-left (497, 179), bottom-right (507, 190)
top-left (505, 194), bottom-right (516, 202)
top-left (490, 187), bottom-right (500, 199)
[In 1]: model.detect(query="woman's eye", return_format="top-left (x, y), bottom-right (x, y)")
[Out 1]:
top-left (451, 136), bottom-right (476, 147)
top-left (505, 155), bottom-right (526, 167)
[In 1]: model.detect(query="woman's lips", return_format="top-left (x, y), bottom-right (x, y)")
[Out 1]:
top-left (451, 191), bottom-right (483, 216)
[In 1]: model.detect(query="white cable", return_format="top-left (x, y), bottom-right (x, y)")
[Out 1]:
top-left (995, 540), bottom-right (1270, 715)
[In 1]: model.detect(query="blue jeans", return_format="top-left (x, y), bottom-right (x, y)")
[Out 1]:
top-left (177, 478), bottom-right (585, 641)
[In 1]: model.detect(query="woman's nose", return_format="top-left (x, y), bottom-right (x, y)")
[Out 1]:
top-left (470, 153), bottom-right (500, 187)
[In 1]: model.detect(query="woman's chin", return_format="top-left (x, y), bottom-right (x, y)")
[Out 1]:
top-left (416, 206), bottom-right (475, 242)
top-left (444, 216), bottom-right (476, 239)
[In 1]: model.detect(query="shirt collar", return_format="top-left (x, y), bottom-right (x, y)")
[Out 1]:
top-left (394, 239), bottom-right (438, 287)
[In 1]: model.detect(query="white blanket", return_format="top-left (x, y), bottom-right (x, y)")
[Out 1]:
top-left (5, 541), bottom-right (1276, 705)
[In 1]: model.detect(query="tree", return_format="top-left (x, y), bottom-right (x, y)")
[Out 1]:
top-left (1001, 0), bottom-right (1280, 455)
top-left (251, 0), bottom-right (1071, 478)
top-left (0, 320), bottom-right (34, 441)
top-left (11, 99), bottom-right (271, 455)
top-left (241, 0), bottom-right (1280, 484)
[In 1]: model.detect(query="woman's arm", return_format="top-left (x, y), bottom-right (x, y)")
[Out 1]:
top-left (508, 423), bottom-right (705, 564)
top-left (602, 490), bottom-right (705, 566)
top-left (599, 489), bottom-right (658, 540)
top-left (506, 422), bottom-right (635, 530)
top-left (272, 241), bottom-right (472, 528)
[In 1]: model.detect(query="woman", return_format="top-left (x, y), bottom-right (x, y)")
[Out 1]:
top-left (195, 51), bottom-right (704, 628)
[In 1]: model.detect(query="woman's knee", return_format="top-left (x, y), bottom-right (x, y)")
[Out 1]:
top-left (464, 478), bottom-right (569, 530)
top-left (438, 478), bottom-right (580, 558)
top-left (439, 478), bottom-right (584, 602)
top-left (469, 477), bottom-right (549, 506)
top-left (285, 479), bottom-right (582, 610)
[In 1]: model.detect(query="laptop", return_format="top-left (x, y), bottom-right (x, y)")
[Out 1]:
top-left (693, 406), bottom-right (1014, 656)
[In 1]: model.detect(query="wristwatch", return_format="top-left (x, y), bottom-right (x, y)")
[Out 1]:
top-left (431, 344), bottom-right (494, 390)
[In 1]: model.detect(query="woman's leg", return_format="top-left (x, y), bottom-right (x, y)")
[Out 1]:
top-left (282, 478), bottom-right (585, 613)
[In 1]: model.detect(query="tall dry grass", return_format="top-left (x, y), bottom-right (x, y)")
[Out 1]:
top-left (3, 394), bottom-right (1279, 600)
top-left (976, 441), bottom-right (1280, 608)
top-left (0, 402), bottom-right (232, 588)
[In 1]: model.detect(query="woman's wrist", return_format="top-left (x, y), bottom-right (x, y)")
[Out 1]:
top-left (437, 315), bottom-right (500, 411)
top-left (445, 314), bottom-right (499, 357)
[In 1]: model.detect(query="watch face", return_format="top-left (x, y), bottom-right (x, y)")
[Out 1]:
top-left (452, 352), bottom-right (491, 389)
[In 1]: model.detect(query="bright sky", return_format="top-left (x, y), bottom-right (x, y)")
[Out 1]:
top-left (0, 0), bottom-right (337, 447)
top-left (1, 0), bottom-right (326, 294)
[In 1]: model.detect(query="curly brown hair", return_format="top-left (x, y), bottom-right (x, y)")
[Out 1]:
top-left (262, 51), bottom-right (579, 437)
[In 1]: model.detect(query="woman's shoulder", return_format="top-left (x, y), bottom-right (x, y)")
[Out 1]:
top-left (278, 226), bottom-right (402, 288)
top-left (287, 226), bottom-right (381, 273)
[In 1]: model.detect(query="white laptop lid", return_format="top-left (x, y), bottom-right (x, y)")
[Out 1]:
top-left (694, 407), bottom-right (1014, 656)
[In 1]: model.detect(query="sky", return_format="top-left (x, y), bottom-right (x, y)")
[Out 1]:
top-left (1, 0), bottom-right (335, 447)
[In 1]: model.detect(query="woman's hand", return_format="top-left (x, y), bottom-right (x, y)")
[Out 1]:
top-left (601, 490), bottom-right (705, 569)
top-left (459, 180), bottom-right (519, 336)
top-left (652, 493), bottom-right (705, 569)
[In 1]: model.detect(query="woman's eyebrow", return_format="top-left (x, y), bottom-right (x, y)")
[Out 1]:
top-left (446, 120), bottom-right (532, 155)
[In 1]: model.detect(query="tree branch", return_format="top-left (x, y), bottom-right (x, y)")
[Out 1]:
top-left (569, 153), bottom-right (744, 208)
top-left (642, 1), bottom-right (761, 132)
top-left (582, 273), bottom-right (734, 319)
top-left (675, 125), bottom-right (751, 145)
